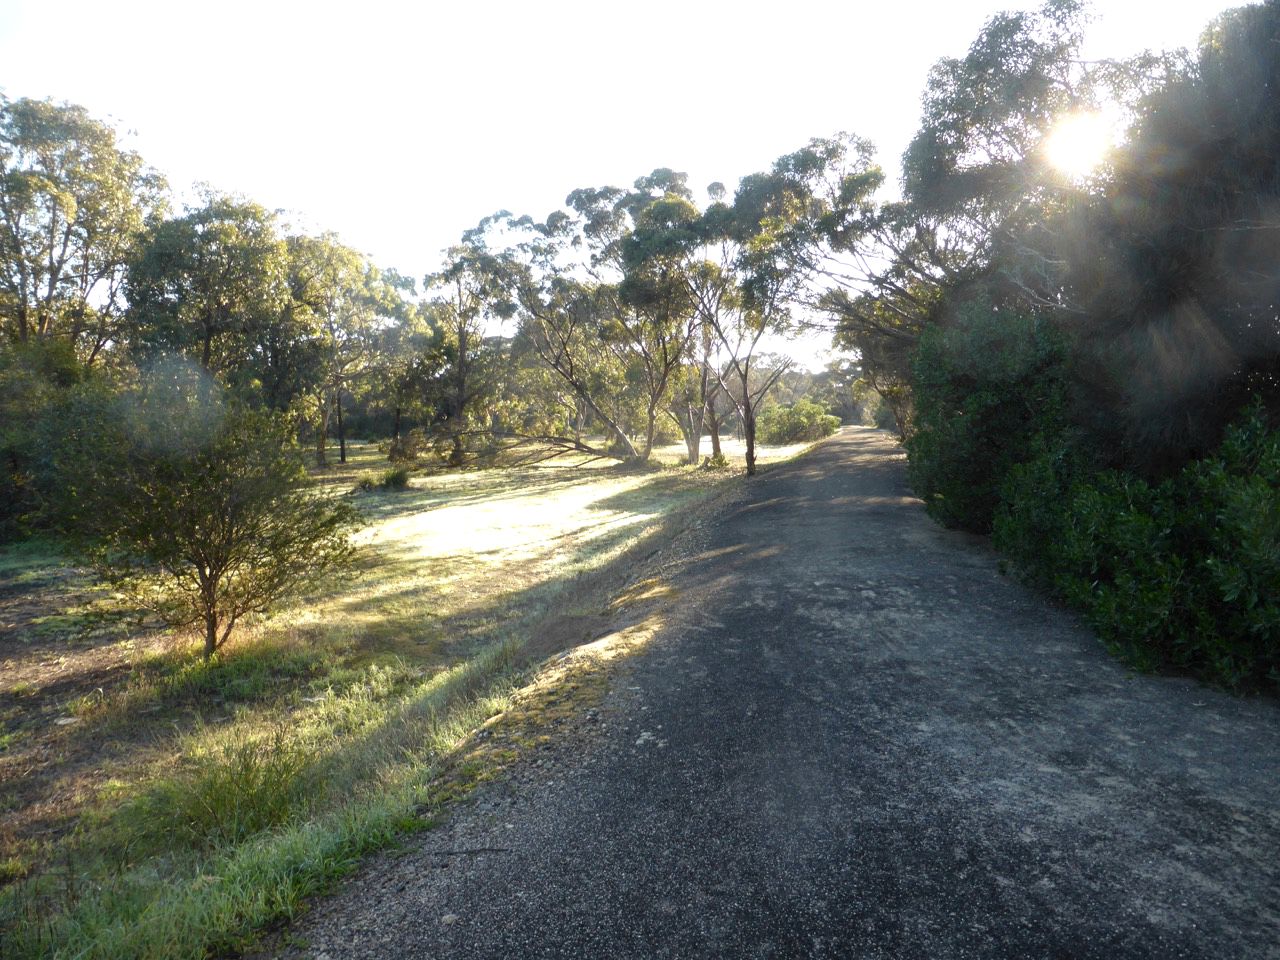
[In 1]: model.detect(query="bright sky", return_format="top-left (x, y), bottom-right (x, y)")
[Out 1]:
top-left (0, 0), bottom-right (1242, 365)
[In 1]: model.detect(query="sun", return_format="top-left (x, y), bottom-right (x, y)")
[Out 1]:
top-left (1043, 110), bottom-right (1118, 178)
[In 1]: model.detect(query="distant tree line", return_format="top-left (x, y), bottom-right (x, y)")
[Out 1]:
top-left (0, 94), bottom-right (873, 552)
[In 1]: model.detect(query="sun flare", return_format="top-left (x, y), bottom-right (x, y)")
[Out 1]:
top-left (1044, 110), bottom-right (1118, 178)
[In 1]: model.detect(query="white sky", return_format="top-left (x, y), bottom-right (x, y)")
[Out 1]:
top-left (0, 0), bottom-right (1242, 366)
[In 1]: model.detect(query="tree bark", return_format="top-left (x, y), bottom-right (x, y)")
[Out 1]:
top-left (336, 387), bottom-right (347, 464)
top-left (315, 405), bottom-right (329, 467)
top-left (203, 613), bottom-right (218, 662)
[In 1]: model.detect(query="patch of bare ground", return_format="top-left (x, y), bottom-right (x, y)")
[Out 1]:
top-left (0, 552), bottom-right (176, 877)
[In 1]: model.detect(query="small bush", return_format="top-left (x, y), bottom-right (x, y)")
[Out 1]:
top-left (48, 375), bottom-right (359, 660)
top-left (381, 466), bottom-right (410, 489)
top-left (353, 466), bottom-right (411, 493)
top-left (756, 399), bottom-right (841, 444)
top-left (387, 427), bottom-right (427, 463)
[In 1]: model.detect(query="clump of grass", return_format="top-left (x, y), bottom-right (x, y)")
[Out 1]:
top-left (353, 466), bottom-right (411, 493)
top-left (380, 466), bottom-right (411, 489)
top-left (124, 636), bottom-right (327, 710)
top-left (121, 728), bottom-right (316, 852)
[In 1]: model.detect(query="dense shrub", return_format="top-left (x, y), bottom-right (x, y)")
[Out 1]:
top-left (380, 466), bottom-right (411, 489)
top-left (905, 305), bottom-right (1068, 532)
top-left (995, 404), bottom-right (1280, 692)
top-left (756, 398), bottom-right (840, 444)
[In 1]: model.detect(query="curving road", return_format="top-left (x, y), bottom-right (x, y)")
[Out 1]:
top-left (283, 428), bottom-right (1280, 959)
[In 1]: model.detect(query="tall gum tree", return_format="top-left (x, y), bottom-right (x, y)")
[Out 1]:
top-left (423, 240), bottom-right (515, 466)
top-left (0, 96), bottom-right (166, 360)
top-left (494, 169), bottom-right (702, 462)
top-left (288, 234), bottom-right (403, 465)
top-left (125, 193), bottom-right (288, 378)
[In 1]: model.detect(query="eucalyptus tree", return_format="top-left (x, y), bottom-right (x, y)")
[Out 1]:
top-left (663, 171), bottom-right (823, 475)
top-left (504, 253), bottom-right (640, 458)
top-left (422, 241), bottom-right (516, 466)
top-left (363, 279), bottom-right (439, 457)
top-left (288, 234), bottom-right (402, 464)
top-left (760, 1), bottom-right (1173, 427)
top-left (0, 96), bottom-right (166, 360)
top-left (126, 193), bottom-right (289, 379)
top-left (494, 169), bottom-right (703, 462)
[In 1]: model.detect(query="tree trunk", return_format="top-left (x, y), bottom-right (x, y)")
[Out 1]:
top-left (683, 403), bottom-right (703, 465)
top-left (710, 414), bottom-right (722, 458)
top-left (449, 430), bottom-right (466, 467)
top-left (392, 405), bottom-right (402, 441)
top-left (336, 387), bottom-right (347, 464)
top-left (315, 404), bottom-right (329, 467)
top-left (203, 614), bottom-right (218, 662)
top-left (641, 403), bottom-right (658, 461)
top-left (744, 403), bottom-right (757, 476)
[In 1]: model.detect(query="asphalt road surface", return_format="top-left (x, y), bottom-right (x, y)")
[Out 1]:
top-left (281, 428), bottom-right (1279, 959)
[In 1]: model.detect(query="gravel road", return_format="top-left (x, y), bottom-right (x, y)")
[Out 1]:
top-left (277, 427), bottom-right (1279, 959)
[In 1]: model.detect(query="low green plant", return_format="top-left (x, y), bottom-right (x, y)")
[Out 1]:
top-left (354, 466), bottom-right (412, 492)
top-left (123, 729), bottom-right (316, 852)
top-left (380, 466), bottom-right (411, 489)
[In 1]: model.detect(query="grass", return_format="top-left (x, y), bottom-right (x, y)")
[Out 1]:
top-left (0, 434), bottom-right (823, 959)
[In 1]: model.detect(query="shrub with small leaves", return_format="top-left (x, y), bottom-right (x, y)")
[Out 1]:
top-left (50, 371), bottom-right (359, 661)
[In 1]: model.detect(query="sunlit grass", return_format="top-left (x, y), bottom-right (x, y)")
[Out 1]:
top-left (0, 431), bottom-right (831, 958)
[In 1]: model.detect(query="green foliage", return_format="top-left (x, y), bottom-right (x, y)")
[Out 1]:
top-left (0, 96), bottom-right (167, 355)
top-left (0, 340), bottom-right (87, 539)
top-left (355, 466), bottom-right (411, 492)
top-left (906, 304), bottom-right (1069, 532)
top-left (48, 372), bottom-right (358, 659)
top-left (756, 398), bottom-right (840, 444)
top-left (700, 452), bottom-right (730, 470)
top-left (870, 396), bottom-right (899, 432)
top-left (995, 404), bottom-right (1280, 692)
top-left (125, 193), bottom-right (289, 377)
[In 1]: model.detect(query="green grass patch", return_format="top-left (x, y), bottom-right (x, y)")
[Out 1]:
top-left (0, 539), bottom-right (67, 583)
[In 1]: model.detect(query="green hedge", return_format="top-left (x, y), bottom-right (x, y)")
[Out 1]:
top-left (994, 404), bottom-right (1280, 692)
top-left (905, 306), bottom-right (1069, 532)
